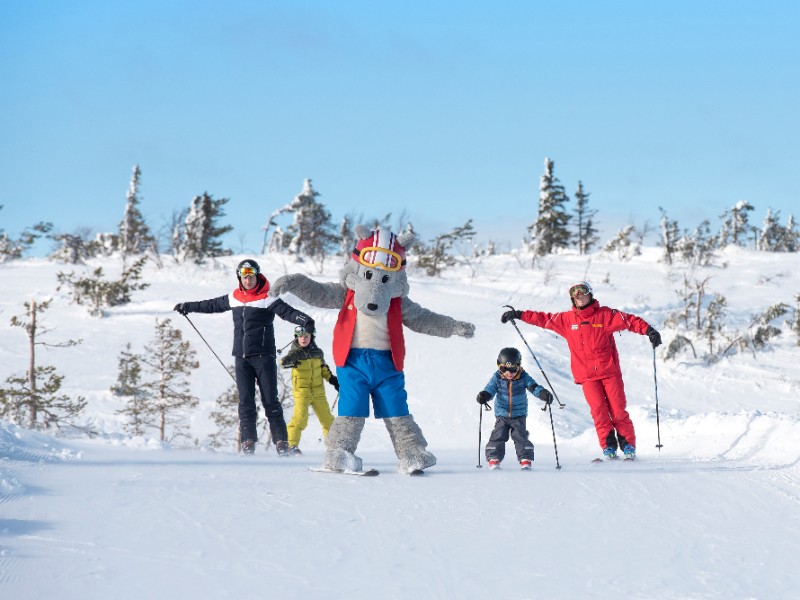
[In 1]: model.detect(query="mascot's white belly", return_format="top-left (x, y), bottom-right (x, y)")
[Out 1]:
top-left (352, 312), bottom-right (391, 350)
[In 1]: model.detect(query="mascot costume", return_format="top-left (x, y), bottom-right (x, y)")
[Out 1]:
top-left (270, 226), bottom-right (475, 474)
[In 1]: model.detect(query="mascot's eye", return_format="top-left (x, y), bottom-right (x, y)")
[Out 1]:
top-left (381, 274), bottom-right (389, 283)
top-left (364, 270), bottom-right (373, 280)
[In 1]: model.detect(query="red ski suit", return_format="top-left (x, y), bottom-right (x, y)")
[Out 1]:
top-left (518, 300), bottom-right (651, 450)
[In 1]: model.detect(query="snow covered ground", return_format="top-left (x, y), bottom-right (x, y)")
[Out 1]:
top-left (2, 247), bottom-right (799, 599)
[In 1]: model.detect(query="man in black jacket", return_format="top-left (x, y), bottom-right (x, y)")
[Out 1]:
top-left (174, 259), bottom-right (314, 455)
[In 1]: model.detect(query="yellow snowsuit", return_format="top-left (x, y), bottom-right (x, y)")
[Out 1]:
top-left (281, 341), bottom-right (336, 448)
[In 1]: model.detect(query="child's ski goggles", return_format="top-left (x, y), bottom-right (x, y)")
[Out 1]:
top-left (354, 246), bottom-right (405, 272)
top-left (498, 364), bottom-right (520, 373)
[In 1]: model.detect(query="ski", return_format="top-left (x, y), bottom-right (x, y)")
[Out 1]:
top-left (592, 456), bottom-right (635, 463)
top-left (309, 467), bottom-right (379, 477)
top-left (408, 469), bottom-right (424, 476)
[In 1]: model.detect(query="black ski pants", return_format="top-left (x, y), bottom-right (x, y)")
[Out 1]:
top-left (485, 415), bottom-right (534, 462)
top-left (235, 355), bottom-right (287, 444)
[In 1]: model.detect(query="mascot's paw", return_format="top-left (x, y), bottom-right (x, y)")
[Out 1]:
top-left (399, 450), bottom-right (437, 474)
top-left (453, 321), bottom-right (476, 338)
top-left (269, 273), bottom-right (308, 297)
top-left (323, 449), bottom-right (363, 472)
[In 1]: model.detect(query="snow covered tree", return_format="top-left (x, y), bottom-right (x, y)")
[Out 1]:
top-left (415, 220), bottom-right (477, 276)
top-left (111, 343), bottom-right (151, 437)
top-left (208, 371), bottom-right (241, 451)
top-left (601, 225), bottom-right (640, 261)
top-left (56, 256), bottom-right (150, 317)
top-left (0, 299), bottom-right (85, 430)
top-left (49, 228), bottom-right (101, 264)
top-left (757, 208), bottom-right (796, 252)
top-left (260, 179), bottom-right (338, 263)
top-left (139, 318), bottom-right (199, 442)
top-left (718, 200), bottom-right (755, 248)
top-left (675, 220), bottom-right (718, 266)
top-left (338, 215), bottom-right (355, 259)
top-left (659, 207), bottom-right (680, 265)
top-left (527, 158), bottom-right (572, 257)
top-left (0, 206), bottom-right (53, 263)
top-left (175, 193), bottom-right (233, 263)
top-left (573, 181), bottom-right (599, 254)
top-left (118, 164), bottom-right (156, 257)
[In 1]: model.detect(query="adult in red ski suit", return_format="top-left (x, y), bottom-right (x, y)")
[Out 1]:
top-left (501, 282), bottom-right (661, 458)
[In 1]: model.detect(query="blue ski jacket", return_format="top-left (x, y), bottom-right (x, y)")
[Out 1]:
top-left (483, 369), bottom-right (546, 418)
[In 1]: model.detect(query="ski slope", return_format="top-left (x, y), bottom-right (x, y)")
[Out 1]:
top-left (2, 247), bottom-right (799, 599)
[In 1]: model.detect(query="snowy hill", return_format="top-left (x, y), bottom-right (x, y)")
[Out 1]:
top-left (1, 248), bottom-right (799, 599)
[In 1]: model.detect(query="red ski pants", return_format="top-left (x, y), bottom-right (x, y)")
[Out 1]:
top-left (581, 375), bottom-right (636, 449)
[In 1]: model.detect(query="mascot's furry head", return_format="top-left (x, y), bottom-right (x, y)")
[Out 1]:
top-left (340, 225), bottom-right (415, 317)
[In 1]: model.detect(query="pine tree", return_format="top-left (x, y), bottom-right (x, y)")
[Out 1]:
top-left (208, 368), bottom-right (240, 451)
top-left (139, 318), bottom-right (199, 442)
top-left (528, 158), bottom-right (572, 257)
top-left (177, 193), bottom-right (233, 263)
top-left (573, 181), bottom-right (599, 254)
top-left (757, 208), bottom-right (794, 252)
top-left (111, 343), bottom-right (151, 437)
top-left (718, 200), bottom-right (755, 248)
top-left (56, 256), bottom-right (150, 317)
top-left (0, 300), bottom-right (85, 429)
top-left (118, 165), bottom-right (156, 256)
top-left (784, 214), bottom-right (799, 252)
top-left (261, 179), bottom-right (338, 262)
top-left (415, 220), bottom-right (477, 276)
top-left (0, 205), bottom-right (53, 263)
top-left (659, 207), bottom-right (680, 265)
top-left (601, 225), bottom-right (640, 261)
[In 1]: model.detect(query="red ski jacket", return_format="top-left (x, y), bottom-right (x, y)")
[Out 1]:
top-left (519, 300), bottom-right (651, 384)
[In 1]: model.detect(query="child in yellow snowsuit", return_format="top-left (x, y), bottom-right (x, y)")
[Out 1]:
top-left (280, 325), bottom-right (338, 455)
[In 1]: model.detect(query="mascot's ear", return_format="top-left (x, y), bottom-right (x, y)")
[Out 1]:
top-left (354, 224), bottom-right (371, 240)
top-left (397, 228), bottom-right (416, 248)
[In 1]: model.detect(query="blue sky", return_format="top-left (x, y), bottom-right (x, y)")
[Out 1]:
top-left (2, 0), bottom-right (798, 254)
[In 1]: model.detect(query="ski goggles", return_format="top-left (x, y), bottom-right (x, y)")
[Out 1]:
top-left (238, 267), bottom-right (258, 278)
top-left (498, 364), bottom-right (520, 373)
top-left (569, 285), bottom-right (591, 298)
top-left (354, 246), bottom-right (405, 272)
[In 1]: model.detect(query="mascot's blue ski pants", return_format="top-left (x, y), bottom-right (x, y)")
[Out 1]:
top-left (336, 349), bottom-right (409, 418)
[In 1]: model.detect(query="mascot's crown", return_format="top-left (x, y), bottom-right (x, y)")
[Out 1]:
top-left (352, 228), bottom-right (407, 272)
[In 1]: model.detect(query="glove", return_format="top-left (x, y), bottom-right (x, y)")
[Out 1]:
top-left (303, 320), bottom-right (315, 335)
top-left (329, 376), bottom-right (339, 392)
top-left (538, 389), bottom-right (553, 405)
top-left (173, 303), bottom-right (188, 316)
top-left (281, 359), bottom-right (298, 368)
top-left (476, 391), bottom-right (491, 405)
top-left (646, 326), bottom-right (662, 348)
top-left (501, 310), bottom-right (522, 323)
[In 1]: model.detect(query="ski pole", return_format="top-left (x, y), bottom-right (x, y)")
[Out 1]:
top-left (276, 339), bottom-right (293, 355)
top-left (181, 314), bottom-right (237, 384)
top-left (331, 392), bottom-right (340, 412)
top-left (476, 402), bottom-right (491, 468)
top-left (502, 305), bottom-right (565, 408)
top-left (653, 347), bottom-right (663, 450)
top-left (545, 402), bottom-right (562, 470)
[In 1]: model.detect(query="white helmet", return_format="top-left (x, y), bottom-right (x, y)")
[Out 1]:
top-left (568, 281), bottom-right (593, 299)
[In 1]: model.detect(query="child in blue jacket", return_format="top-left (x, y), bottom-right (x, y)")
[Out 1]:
top-left (476, 347), bottom-right (553, 469)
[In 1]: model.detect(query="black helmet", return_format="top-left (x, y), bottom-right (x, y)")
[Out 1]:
top-left (497, 347), bottom-right (522, 367)
top-left (237, 259), bottom-right (261, 280)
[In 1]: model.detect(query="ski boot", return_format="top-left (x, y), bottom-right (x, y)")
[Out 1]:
top-left (276, 440), bottom-right (290, 457)
top-left (241, 440), bottom-right (256, 455)
top-left (519, 459), bottom-right (532, 470)
top-left (622, 444), bottom-right (636, 460)
top-left (288, 446), bottom-right (302, 457)
top-left (488, 459), bottom-right (501, 470)
top-left (603, 447), bottom-right (618, 460)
